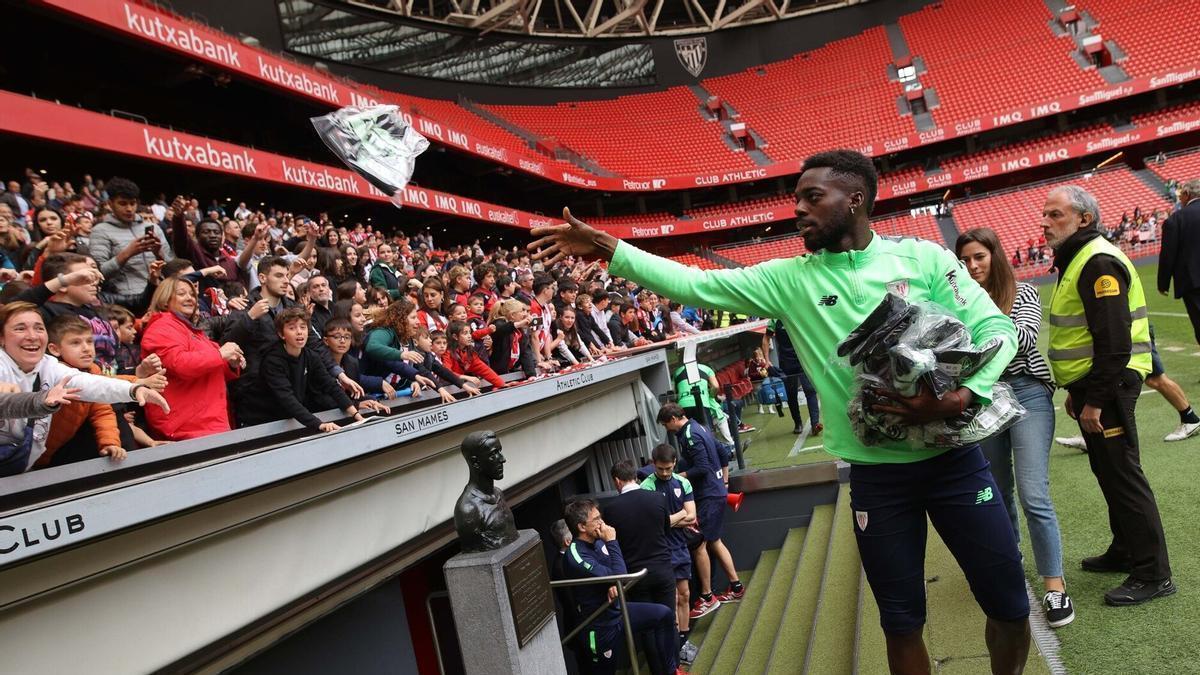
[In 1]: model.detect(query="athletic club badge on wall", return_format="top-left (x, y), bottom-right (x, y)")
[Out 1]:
top-left (675, 37), bottom-right (708, 78)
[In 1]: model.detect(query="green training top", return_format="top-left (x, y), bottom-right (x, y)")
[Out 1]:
top-left (610, 232), bottom-right (1017, 464)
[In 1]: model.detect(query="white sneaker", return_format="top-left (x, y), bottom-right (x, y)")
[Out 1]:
top-left (1055, 436), bottom-right (1088, 451)
top-left (757, 405), bottom-right (765, 415)
top-left (1164, 420), bottom-right (1200, 442)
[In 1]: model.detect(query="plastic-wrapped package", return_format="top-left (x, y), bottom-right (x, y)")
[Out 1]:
top-left (920, 381), bottom-right (1024, 447)
top-left (311, 105), bottom-right (429, 205)
top-left (840, 293), bottom-right (1024, 449)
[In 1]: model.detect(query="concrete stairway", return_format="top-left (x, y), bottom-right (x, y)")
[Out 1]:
top-left (666, 481), bottom-right (1055, 674)
top-left (681, 484), bottom-right (861, 674)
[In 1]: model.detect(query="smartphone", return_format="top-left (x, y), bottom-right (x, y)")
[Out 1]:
top-left (143, 226), bottom-right (163, 260)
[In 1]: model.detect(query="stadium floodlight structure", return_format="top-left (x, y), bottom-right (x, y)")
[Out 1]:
top-left (344, 0), bottom-right (864, 37)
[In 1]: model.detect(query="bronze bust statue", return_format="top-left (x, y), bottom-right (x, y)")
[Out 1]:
top-left (454, 430), bottom-right (519, 553)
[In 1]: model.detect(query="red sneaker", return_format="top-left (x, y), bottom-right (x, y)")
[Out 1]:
top-left (716, 584), bottom-right (745, 603)
top-left (689, 595), bottom-right (720, 620)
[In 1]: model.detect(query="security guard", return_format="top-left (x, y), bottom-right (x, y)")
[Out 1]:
top-left (1043, 185), bottom-right (1175, 606)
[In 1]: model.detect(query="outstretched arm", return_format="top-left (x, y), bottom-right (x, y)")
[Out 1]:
top-left (529, 208), bottom-right (783, 319)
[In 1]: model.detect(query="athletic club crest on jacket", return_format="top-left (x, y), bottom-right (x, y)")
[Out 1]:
top-left (674, 37), bottom-right (708, 77)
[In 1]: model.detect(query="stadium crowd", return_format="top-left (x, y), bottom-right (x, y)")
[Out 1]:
top-left (0, 170), bottom-right (723, 474)
top-left (3, 162), bottom-right (1195, 675)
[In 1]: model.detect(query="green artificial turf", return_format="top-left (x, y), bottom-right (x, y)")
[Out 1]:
top-left (708, 549), bottom-right (780, 674)
top-left (687, 569), bottom-right (752, 674)
top-left (802, 485), bottom-right (861, 675)
top-left (735, 528), bottom-right (808, 673)
top-left (765, 505), bottom-right (835, 674)
top-left (738, 406), bottom-right (836, 469)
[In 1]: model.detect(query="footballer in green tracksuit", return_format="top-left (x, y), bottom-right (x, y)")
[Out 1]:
top-left (531, 150), bottom-right (1032, 674)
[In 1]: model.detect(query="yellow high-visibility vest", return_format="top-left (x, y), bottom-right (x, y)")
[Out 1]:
top-left (1047, 236), bottom-right (1151, 387)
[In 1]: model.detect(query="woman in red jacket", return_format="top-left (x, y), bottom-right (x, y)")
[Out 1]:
top-left (140, 277), bottom-right (245, 440)
top-left (442, 321), bottom-right (506, 389)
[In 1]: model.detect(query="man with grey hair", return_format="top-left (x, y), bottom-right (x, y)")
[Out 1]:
top-left (1157, 178), bottom-right (1200, 344)
top-left (1042, 185), bottom-right (1175, 607)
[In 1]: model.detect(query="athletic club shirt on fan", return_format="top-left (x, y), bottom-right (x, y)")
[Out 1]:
top-left (609, 232), bottom-right (1017, 465)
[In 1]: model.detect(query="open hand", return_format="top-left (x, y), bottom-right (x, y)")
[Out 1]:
top-left (527, 207), bottom-right (618, 267)
top-left (44, 377), bottom-right (82, 407)
top-left (339, 373), bottom-right (365, 399)
top-left (358, 399), bottom-right (390, 414)
top-left (134, 386), bottom-right (171, 414)
top-left (136, 370), bottom-right (168, 392)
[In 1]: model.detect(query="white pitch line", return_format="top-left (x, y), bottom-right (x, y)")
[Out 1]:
top-left (1163, 345), bottom-right (1186, 352)
top-left (1149, 311), bottom-right (1191, 318)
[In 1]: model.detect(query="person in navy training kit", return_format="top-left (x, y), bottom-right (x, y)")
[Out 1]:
top-left (656, 402), bottom-right (744, 620)
top-left (561, 498), bottom-right (683, 675)
top-left (640, 443), bottom-right (701, 666)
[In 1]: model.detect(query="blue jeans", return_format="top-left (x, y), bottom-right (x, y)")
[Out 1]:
top-left (979, 375), bottom-right (1064, 579)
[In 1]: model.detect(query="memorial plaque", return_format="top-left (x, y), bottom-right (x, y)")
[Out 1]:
top-left (502, 539), bottom-right (556, 647)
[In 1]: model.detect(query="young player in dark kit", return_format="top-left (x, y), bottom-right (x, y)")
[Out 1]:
top-left (532, 149), bottom-right (1030, 675)
top-left (656, 402), bottom-right (744, 619)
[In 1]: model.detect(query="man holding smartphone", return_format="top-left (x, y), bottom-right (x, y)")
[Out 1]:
top-left (89, 177), bottom-right (173, 312)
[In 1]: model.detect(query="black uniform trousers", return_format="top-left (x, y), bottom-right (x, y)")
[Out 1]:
top-left (782, 369), bottom-right (819, 428)
top-left (626, 564), bottom-right (677, 670)
top-left (1069, 369), bottom-right (1171, 581)
top-left (1181, 290), bottom-right (1200, 347)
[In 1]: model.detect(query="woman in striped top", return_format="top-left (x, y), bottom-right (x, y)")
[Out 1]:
top-left (956, 228), bottom-right (1074, 629)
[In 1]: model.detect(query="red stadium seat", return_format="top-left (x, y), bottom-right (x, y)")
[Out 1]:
top-left (899, 2), bottom-right (1105, 129)
top-left (1085, 0), bottom-right (1200, 78)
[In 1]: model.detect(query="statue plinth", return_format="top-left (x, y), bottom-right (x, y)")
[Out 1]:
top-left (444, 529), bottom-right (566, 675)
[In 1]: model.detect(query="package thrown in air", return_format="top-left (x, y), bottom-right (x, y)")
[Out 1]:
top-left (838, 293), bottom-right (1024, 449)
top-left (311, 105), bottom-right (429, 206)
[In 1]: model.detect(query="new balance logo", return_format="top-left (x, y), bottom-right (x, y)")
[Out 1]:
top-left (975, 487), bottom-right (994, 504)
top-left (817, 295), bottom-right (838, 306)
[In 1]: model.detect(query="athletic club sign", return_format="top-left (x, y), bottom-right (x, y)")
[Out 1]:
top-left (674, 37), bottom-right (708, 77)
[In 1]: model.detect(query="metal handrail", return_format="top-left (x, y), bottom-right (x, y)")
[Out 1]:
top-left (550, 567), bottom-right (648, 675)
top-left (425, 591), bottom-right (450, 675)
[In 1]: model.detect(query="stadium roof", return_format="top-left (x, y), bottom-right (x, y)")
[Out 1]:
top-left (280, 0), bottom-right (860, 41)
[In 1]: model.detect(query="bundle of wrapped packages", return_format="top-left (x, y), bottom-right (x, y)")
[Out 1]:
top-left (838, 293), bottom-right (1025, 449)
top-left (311, 105), bottom-right (429, 206)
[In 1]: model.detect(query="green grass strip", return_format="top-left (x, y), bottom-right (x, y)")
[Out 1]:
top-left (736, 528), bottom-right (809, 673)
top-left (686, 569), bottom-right (752, 673)
top-left (708, 549), bottom-right (780, 674)
top-left (802, 483), bottom-right (860, 675)
top-left (854, 567), bottom-right (887, 674)
top-left (764, 503), bottom-right (835, 674)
